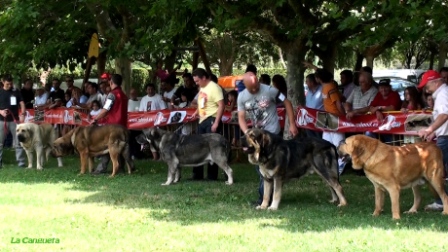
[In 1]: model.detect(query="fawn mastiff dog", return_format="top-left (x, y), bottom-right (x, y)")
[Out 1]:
top-left (16, 122), bottom-right (63, 170)
top-left (338, 134), bottom-right (448, 219)
top-left (53, 125), bottom-right (134, 177)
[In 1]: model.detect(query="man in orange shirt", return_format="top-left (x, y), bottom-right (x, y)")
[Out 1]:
top-left (315, 69), bottom-right (346, 174)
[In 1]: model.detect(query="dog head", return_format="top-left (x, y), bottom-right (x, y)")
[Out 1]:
top-left (337, 135), bottom-right (378, 169)
top-left (242, 128), bottom-right (273, 164)
top-left (52, 129), bottom-right (76, 157)
top-left (135, 128), bottom-right (167, 152)
top-left (16, 123), bottom-right (34, 144)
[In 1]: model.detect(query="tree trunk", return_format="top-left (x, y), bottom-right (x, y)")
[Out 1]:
top-left (282, 44), bottom-right (306, 140)
top-left (438, 42), bottom-right (447, 70)
top-left (115, 57), bottom-right (132, 95)
top-left (429, 51), bottom-right (435, 70)
top-left (365, 54), bottom-right (374, 68)
top-left (354, 52), bottom-right (364, 72)
top-left (164, 49), bottom-right (177, 72)
top-left (97, 50), bottom-right (107, 79)
top-left (320, 45), bottom-right (337, 74)
top-left (278, 47), bottom-right (287, 69)
top-left (219, 60), bottom-right (234, 76)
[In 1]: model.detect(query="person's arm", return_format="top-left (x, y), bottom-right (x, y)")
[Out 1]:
top-left (214, 100), bottom-right (224, 125)
top-left (344, 91), bottom-right (355, 112)
top-left (335, 100), bottom-right (345, 115)
top-left (238, 110), bottom-right (249, 134)
top-left (159, 96), bottom-right (167, 109)
top-left (19, 101), bottom-right (26, 122)
top-left (283, 99), bottom-right (297, 129)
top-left (93, 93), bottom-right (114, 123)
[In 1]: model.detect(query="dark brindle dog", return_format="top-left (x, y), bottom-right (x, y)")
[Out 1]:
top-left (242, 128), bottom-right (347, 210)
top-left (136, 128), bottom-right (233, 185)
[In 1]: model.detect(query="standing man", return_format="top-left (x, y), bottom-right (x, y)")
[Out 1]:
top-left (21, 79), bottom-right (35, 109)
top-left (191, 68), bottom-right (225, 181)
top-left (0, 75), bottom-right (26, 167)
top-left (417, 70), bottom-right (448, 211)
top-left (238, 72), bottom-right (298, 205)
top-left (91, 74), bottom-right (129, 174)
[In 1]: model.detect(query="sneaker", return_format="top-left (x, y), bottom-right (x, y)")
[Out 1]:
top-left (424, 202), bottom-right (444, 211)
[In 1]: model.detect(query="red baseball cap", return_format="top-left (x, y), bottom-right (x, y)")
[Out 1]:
top-left (418, 70), bottom-right (441, 89)
top-left (101, 72), bottom-right (111, 80)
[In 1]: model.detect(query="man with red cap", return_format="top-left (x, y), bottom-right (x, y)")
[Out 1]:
top-left (417, 69), bottom-right (448, 211)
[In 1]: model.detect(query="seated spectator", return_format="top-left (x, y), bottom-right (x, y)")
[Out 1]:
top-left (225, 90), bottom-right (238, 112)
top-left (345, 72), bottom-right (378, 120)
top-left (127, 88), bottom-right (141, 112)
top-left (66, 88), bottom-right (87, 108)
top-left (339, 70), bottom-right (356, 101)
top-left (46, 79), bottom-right (65, 109)
top-left (272, 74), bottom-right (288, 108)
top-left (424, 93), bottom-right (434, 110)
top-left (401, 86), bottom-right (424, 112)
top-left (304, 73), bottom-right (323, 138)
top-left (171, 73), bottom-right (198, 106)
top-left (79, 82), bottom-right (102, 109)
top-left (139, 84), bottom-right (167, 112)
top-left (34, 87), bottom-right (48, 108)
top-left (89, 100), bottom-right (102, 117)
top-left (259, 74), bottom-right (271, 85)
top-left (161, 75), bottom-right (178, 109)
top-left (366, 79), bottom-right (402, 144)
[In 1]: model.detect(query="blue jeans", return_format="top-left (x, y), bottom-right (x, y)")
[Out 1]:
top-left (365, 132), bottom-right (393, 144)
top-left (434, 136), bottom-right (448, 204)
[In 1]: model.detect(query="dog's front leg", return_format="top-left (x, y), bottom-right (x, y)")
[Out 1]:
top-left (256, 179), bottom-right (272, 210)
top-left (173, 167), bottom-right (181, 183)
top-left (386, 186), bottom-right (401, 220)
top-left (373, 184), bottom-right (385, 217)
top-left (162, 165), bottom-right (176, 186)
top-left (25, 149), bottom-right (34, 169)
top-left (268, 177), bottom-right (283, 211)
top-left (405, 185), bottom-right (421, 214)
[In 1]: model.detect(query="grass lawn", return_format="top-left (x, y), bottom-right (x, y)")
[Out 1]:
top-left (0, 148), bottom-right (447, 252)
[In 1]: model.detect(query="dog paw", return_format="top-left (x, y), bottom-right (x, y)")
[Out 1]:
top-left (161, 183), bottom-right (170, 186)
top-left (108, 175), bottom-right (115, 178)
top-left (337, 202), bottom-right (347, 207)
top-left (404, 210), bottom-right (418, 214)
top-left (225, 181), bottom-right (233, 185)
top-left (442, 211), bottom-right (448, 215)
top-left (329, 199), bottom-right (338, 204)
top-left (372, 211), bottom-right (381, 217)
top-left (36, 167), bottom-right (43, 170)
top-left (256, 205), bottom-right (267, 210)
top-left (267, 206), bottom-right (278, 211)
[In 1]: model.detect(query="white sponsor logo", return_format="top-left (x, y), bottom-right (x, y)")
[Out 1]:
top-left (296, 108), bottom-right (314, 126)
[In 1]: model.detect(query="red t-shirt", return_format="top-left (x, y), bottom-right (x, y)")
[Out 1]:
top-left (370, 91), bottom-right (401, 110)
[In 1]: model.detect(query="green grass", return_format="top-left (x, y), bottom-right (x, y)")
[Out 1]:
top-left (0, 148), bottom-right (447, 252)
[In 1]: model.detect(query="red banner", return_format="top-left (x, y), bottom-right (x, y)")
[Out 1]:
top-left (23, 107), bottom-right (431, 135)
top-left (24, 108), bottom-right (91, 126)
top-left (295, 107), bottom-right (432, 135)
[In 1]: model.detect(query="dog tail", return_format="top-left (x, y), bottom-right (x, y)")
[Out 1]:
top-left (329, 145), bottom-right (340, 179)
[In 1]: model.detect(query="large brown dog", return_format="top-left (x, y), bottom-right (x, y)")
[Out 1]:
top-left (52, 125), bottom-right (134, 177)
top-left (338, 134), bottom-right (448, 219)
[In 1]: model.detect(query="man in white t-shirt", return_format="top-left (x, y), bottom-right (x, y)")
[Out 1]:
top-left (128, 88), bottom-right (141, 112)
top-left (138, 84), bottom-right (167, 112)
top-left (161, 77), bottom-right (177, 109)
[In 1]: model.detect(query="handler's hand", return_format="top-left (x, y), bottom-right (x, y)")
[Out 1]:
top-left (418, 128), bottom-right (433, 141)
top-left (211, 122), bottom-right (218, 133)
top-left (0, 109), bottom-right (8, 117)
top-left (346, 111), bottom-right (355, 121)
top-left (289, 124), bottom-right (298, 137)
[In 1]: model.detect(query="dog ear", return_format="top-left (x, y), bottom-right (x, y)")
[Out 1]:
top-left (352, 145), bottom-right (364, 158)
top-left (261, 133), bottom-right (270, 149)
top-left (27, 128), bottom-right (34, 139)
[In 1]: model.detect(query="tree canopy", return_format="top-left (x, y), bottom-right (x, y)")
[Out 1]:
top-left (0, 0), bottom-right (447, 102)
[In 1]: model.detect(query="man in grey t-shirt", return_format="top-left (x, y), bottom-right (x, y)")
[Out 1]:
top-left (238, 72), bottom-right (298, 206)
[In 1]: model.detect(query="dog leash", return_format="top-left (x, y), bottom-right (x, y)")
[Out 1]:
top-left (2, 109), bottom-right (19, 137)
